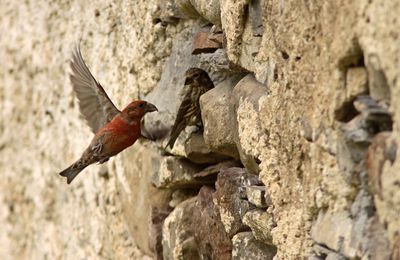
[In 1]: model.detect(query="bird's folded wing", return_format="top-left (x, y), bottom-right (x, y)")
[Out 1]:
top-left (70, 45), bottom-right (121, 133)
top-left (172, 93), bottom-right (194, 130)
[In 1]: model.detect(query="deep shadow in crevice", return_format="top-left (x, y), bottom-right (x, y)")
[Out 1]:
top-left (334, 97), bottom-right (359, 123)
top-left (337, 39), bottom-right (365, 71)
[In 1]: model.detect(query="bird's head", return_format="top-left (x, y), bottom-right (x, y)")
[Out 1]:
top-left (121, 100), bottom-right (158, 120)
top-left (184, 68), bottom-right (214, 89)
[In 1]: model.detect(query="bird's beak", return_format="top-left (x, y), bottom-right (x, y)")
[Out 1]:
top-left (145, 102), bottom-right (158, 113)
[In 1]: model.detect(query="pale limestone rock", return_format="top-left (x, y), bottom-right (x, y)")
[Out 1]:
top-left (220, 0), bottom-right (250, 64)
top-left (366, 216), bottom-right (391, 260)
top-left (115, 144), bottom-right (173, 256)
top-left (346, 67), bottom-right (368, 99)
top-left (312, 244), bottom-right (347, 260)
top-left (162, 188), bottom-right (233, 260)
top-left (175, 0), bottom-right (201, 19)
top-left (152, 156), bottom-right (210, 189)
top-left (173, 0), bottom-right (222, 25)
top-left (365, 132), bottom-right (397, 198)
top-left (190, 0), bottom-right (221, 26)
top-left (245, 186), bottom-right (271, 208)
top-left (220, 0), bottom-right (265, 72)
top-left (243, 209), bottom-right (275, 244)
top-left (365, 53), bottom-right (391, 102)
top-left (200, 76), bottom-right (243, 158)
top-left (184, 132), bottom-right (230, 164)
top-left (334, 67), bottom-right (368, 119)
top-left (232, 74), bottom-right (268, 174)
top-left (162, 198), bottom-right (200, 260)
top-left (232, 232), bottom-right (276, 260)
top-left (310, 190), bottom-right (376, 260)
top-left (201, 73), bottom-right (268, 174)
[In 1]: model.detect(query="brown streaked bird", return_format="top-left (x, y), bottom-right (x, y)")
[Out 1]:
top-left (165, 68), bottom-right (214, 149)
top-left (59, 45), bottom-right (158, 184)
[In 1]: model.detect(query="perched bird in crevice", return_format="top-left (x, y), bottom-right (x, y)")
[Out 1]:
top-left (165, 68), bottom-right (214, 149)
top-left (59, 45), bottom-right (158, 184)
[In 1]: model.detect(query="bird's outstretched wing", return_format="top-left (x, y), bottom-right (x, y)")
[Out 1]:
top-left (70, 44), bottom-right (121, 133)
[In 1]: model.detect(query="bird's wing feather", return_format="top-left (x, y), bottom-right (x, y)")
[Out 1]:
top-left (70, 45), bottom-right (120, 133)
top-left (171, 92), bottom-right (194, 131)
top-left (166, 88), bottom-right (201, 149)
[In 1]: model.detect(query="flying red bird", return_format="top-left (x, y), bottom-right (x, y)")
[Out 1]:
top-left (59, 45), bottom-right (158, 184)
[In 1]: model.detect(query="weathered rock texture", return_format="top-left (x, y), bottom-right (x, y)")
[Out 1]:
top-left (1, 0), bottom-right (400, 259)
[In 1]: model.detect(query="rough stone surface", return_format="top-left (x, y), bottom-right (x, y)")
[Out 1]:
top-left (175, 0), bottom-right (201, 19)
top-left (193, 186), bottom-right (232, 260)
top-left (176, 0), bottom-right (221, 26)
top-left (245, 186), bottom-right (271, 208)
top-left (346, 67), bottom-right (369, 100)
top-left (3, 0), bottom-right (400, 259)
top-left (162, 198), bottom-right (200, 260)
top-left (243, 209), bottom-right (275, 244)
top-left (232, 74), bottom-right (268, 174)
top-left (232, 232), bottom-right (277, 260)
top-left (184, 132), bottom-right (230, 164)
top-left (151, 156), bottom-right (208, 189)
top-left (220, 0), bottom-right (249, 65)
top-left (367, 216), bottom-right (391, 260)
top-left (193, 160), bottom-right (242, 178)
top-left (200, 75), bottom-right (244, 158)
top-left (162, 187), bottom-right (232, 260)
top-left (192, 31), bottom-right (223, 54)
top-left (311, 183), bottom-right (375, 260)
top-left (365, 132), bottom-right (397, 198)
top-left (191, 0), bottom-right (221, 26)
top-left (311, 211), bottom-right (356, 257)
top-left (116, 145), bottom-right (173, 256)
top-left (213, 167), bottom-right (259, 237)
top-left (312, 244), bottom-right (347, 260)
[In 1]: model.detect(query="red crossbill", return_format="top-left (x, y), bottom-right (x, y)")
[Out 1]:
top-left (59, 45), bottom-right (158, 184)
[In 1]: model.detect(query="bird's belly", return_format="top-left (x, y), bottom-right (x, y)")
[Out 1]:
top-left (96, 118), bottom-right (141, 157)
top-left (109, 132), bottom-right (139, 154)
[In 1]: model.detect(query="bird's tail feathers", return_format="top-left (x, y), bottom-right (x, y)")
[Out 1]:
top-left (165, 123), bottom-right (186, 150)
top-left (59, 159), bottom-right (88, 184)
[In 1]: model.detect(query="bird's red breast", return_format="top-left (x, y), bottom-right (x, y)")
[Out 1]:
top-left (95, 114), bottom-right (141, 155)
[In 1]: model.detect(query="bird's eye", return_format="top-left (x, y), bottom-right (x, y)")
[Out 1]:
top-left (138, 103), bottom-right (145, 108)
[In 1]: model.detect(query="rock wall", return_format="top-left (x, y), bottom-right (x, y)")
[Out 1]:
top-left (1, 0), bottom-right (400, 259)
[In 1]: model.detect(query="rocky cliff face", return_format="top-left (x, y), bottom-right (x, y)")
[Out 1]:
top-left (1, 0), bottom-right (399, 259)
